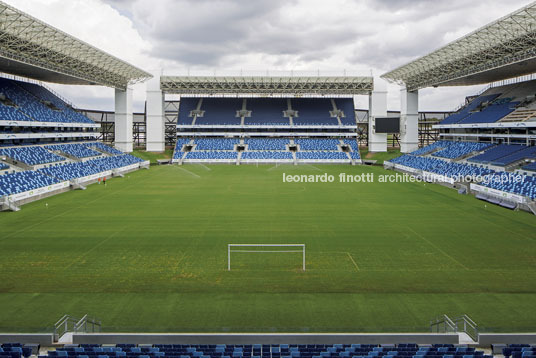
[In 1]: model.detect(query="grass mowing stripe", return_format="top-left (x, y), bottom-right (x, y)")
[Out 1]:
top-left (406, 226), bottom-right (469, 271)
top-left (0, 165), bottom-right (535, 332)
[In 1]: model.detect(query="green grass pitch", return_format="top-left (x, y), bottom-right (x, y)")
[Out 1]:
top-left (0, 164), bottom-right (535, 333)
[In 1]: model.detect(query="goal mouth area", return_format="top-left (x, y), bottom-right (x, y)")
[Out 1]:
top-left (227, 244), bottom-right (306, 271)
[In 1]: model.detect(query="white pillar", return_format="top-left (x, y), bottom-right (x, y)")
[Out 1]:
top-left (368, 78), bottom-right (388, 152)
top-left (400, 87), bottom-right (419, 153)
top-left (115, 87), bottom-right (133, 153)
top-left (146, 70), bottom-right (165, 152)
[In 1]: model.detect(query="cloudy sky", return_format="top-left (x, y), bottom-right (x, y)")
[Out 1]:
top-left (3, 0), bottom-right (532, 112)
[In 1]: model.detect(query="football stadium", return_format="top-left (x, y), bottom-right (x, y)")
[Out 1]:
top-left (0, 0), bottom-right (535, 355)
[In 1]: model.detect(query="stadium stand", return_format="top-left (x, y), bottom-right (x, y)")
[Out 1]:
top-left (431, 142), bottom-right (493, 159)
top-left (490, 146), bottom-right (536, 166)
top-left (295, 138), bottom-right (340, 151)
top-left (503, 344), bottom-right (536, 358)
top-left (292, 98), bottom-right (338, 126)
top-left (481, 172), bottom-right (536, 199)
top-left (245, 98), bottom-right (289, 125)
top-left (177, 98), bottom-right (199, 126)
top-left (335, 98), bottom-right (357, 126)
top-left (38, 155), bottom-right (143, 181)
top-left (410, 141), bottom-right (449, 156)
top-left (186, 151), bottom-right (238, 160)
top-left (16, 81), bottom-right (94, 124)
top-left (0, 78), bottom-right (94, 124)
top-left (522, 162), bottom-right (536, 171)
top-left (242, 151), bottom-right (293, 160)
top-left (89, 142), bottom-right (124, 156)
top-left (440, 94), bottom-right (500, 124)
top-left (390, 154), bottom-right (494, 178)
top-left (0, 170), bottom-right (59, 196)
top-left (173, 138), bottom-right (193, 160)
top-left (46, 143), bottom-right (102, 159)
top-left (0, 146), bottom-right (66, 166)
top-left (0, 162), bottom-right (8, 170)
top-left (297, 151), bottom-right (348, 160)
top-left (196, 98), bottom-right (242, 125)
top-left (468, 144), bottom-right (527, 164)
top-left (33, 343), bottom-right (493, 358)
top-left (194, 138), bottom-right (238, 151)
top-left (459, 100), bottom-right (519, 124)
top-left (0, 343), bottom-right (32, 358)
top-left (245, 138), bottom-right (289, 151)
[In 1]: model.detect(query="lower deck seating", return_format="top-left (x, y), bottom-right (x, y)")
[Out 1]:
top-left (503, 344), bottom-right (536, 358)
top-left (173, 138), bottom-right (192, 160)
top-left (245, 138), bottom-right (289, 151)
top-left (390, 155), bottom-right (493, 178)
top-left (242, 151), bottom-right (293, 160)
top-left (522, 162), bottom-right (536, 171)
top-left (0, 343), bottom-right (32, 358)
top-left (0, 170), bottom-right (59, 196)
top-left (175, 137), bottom-right (353, 162)
top-left (297, 151), bottom-right (348, 160)
top-left (481, 171), bottom-right (536, 199)
top-left (0, 143), bottom-right (144, 198)
top-left (0, 162), bottom-right (8, 170)
top-left (195, 138), bottom-right (238, 151)
top-left (36, 344), bottom-right (491, 358)
top-left (295, 138), bottom-right (340, 151)
top-left (186, 151), bottom-right (238, 160)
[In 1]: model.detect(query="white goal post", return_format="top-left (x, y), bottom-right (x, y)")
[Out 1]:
top-left (227, 244), bottom-right (305, 271)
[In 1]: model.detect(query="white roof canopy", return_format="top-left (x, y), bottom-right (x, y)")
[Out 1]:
top-left (382, 2), bottom-right (536, 91)
top-left (0, 1), bottom-right (151, 90)
top-left (160, 75), bottom-right (373, 95)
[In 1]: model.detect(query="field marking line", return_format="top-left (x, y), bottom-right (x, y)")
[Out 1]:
top-left (64, 227), bottom-right (127, 270)
top-left (176, 167), bottom-right (201, 178)
top-left (346, 252), bottom-right (360, 271)
top-left (0, 173), bottom-right (154, 243)
top-left (306, 164), bottom-right (322, 171)
top-left (407, 227), bottom-right (469, 270)
top-left (196, 163), bottom-right (212, 171)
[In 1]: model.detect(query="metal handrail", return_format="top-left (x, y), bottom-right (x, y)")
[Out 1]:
top-left (54, 314), bottom-right (101, 341)
top-left (430, 314), bottom-right (478, 342)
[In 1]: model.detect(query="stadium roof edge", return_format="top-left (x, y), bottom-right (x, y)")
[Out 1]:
top-left (0, 1), bottom-right (152, 90)
top-left (381, 1), bottom-right (536, 91)
top-left (160, 75), bottom-right (374, 95)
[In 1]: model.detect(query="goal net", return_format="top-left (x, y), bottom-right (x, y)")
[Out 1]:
top-left (227, 244), bottom-right (305, 271)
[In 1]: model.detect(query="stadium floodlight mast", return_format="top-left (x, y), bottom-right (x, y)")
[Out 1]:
top-left (227, 244), bottom-right (306, 271)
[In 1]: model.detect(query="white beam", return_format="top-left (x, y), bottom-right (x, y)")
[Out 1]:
top-left (146, 70), bottom-right (165, 152)
top-left (114, 87), bottom-right (133, 153)
top-left (400, 88), bottom-right (419, 153)
top-left (368, 78), bottom-right (388, 152)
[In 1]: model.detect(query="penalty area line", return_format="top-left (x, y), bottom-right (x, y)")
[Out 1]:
top-left (346, 252), bottom-right (360, 271)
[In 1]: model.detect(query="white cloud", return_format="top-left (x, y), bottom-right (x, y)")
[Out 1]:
top-left (1, 0), bottom-right (534, 112)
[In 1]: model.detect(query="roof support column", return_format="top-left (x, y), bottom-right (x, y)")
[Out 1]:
top-left (400, 87), bottom-right (419, 153)
top-left (115, 87), bottom-right (133, 153)
top-left (368, 79), bottom-right (388, 152)
top-left (146, 71), bottom-right (165, 152)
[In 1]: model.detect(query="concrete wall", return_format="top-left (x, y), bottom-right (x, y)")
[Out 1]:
top-left (73, 333), bottom-right (459, 345)
top-left (478, 333), bottom-right (536, 345)
top-left (0, 334), bottom-right (53, 345)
